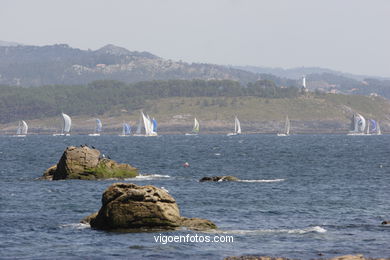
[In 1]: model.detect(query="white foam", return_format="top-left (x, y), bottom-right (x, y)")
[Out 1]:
top-left (60, 223), bottom-right (90, 229)
top-left (208, 226), bottom-right (326, 235)
top-left (161, 187), bottom-right (169, 193)
top-left (238, 179), bottom-right (285, 183)
top-left (130, 174), bottom-right (171, 181)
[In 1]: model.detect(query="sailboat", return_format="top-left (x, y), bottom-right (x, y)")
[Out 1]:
top-left (347, 113), bottom-right (366, 135)
top-left (119, 123), bottom-right (131, 137)
top-left (185, 118), bottom-right (200, 135)
top-left (368, 119), bottom-right (382, 135)
top-left (133, 113), bottom-right (143, 136)
top-left (137, 111), bottom-right (158, 136)
top-left (377, 121), bottom-right (382, 135)
top-left (366, 119), bottom-right (371, 136)
top-left (277, 116), bottom-right (290, 136)
top-left (13, 120), bottom-right (28, 137)
top-left (53, 113), bottom-right (71, 136)
top-left (152, 118), bottom-right (157, 133)
top-left (227, 116), bottom-right (241, 136)
top-left (88, 118), bottom-right (102, 136)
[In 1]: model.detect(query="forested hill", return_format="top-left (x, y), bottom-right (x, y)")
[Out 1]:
top-left (0, 44), bottom-right (259, 86)
top-left (2, 42), bottom-right (390, 100)
top-left (0, 79), bottom-right (301, 123)
top-left (2, 79), bottom-right (390, 134)
top-left (236, 66), bottom-right (390, 99)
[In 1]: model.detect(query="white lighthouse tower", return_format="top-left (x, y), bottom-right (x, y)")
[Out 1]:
top-left (301, 76), bottom-right (308, 93)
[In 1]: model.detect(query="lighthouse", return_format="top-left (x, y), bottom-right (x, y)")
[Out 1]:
top-left (301, 76), bottom-right (308, 93)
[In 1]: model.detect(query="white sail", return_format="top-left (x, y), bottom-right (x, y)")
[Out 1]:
top-left (62, 113), bottom-right (71, 133)
top-left (228, 116), bottom-right (241, 136)
top-left (302, 76), bottom-right (306, 88)
top-left (357, 113), bottom-right (366, 133)
top-left (96, 118), bottom-right (102, 132)
top-left (185, 117), bottom-right (199, 135)
top-left (21, 120), bottom-right (28, 135)
top-left (138, 111), bottom-right (157, 136)
top-left (285, 116), bottom-right (290, 135)
top-left (122, 123), bottom-right (126, 136)
top-left (16, 121), bottom-right (22, 135)
top-left (136, 113), bottom-right (142, 134)
top-left (235, 116), bottom-right (241, 134)
top-left (277, 116), bottom-right (290, 136)
top-left (377, 122), bottom-right (382, 135)
top-left (193, 118), bottom-right (200, 133)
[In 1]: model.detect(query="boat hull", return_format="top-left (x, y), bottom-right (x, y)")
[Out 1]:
top-left (347, 132), bottom-right (366, 136)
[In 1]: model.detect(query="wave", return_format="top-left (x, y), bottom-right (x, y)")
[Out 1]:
top-left (129, 174), bottom-right (171, 181)
top-left (59, 223), bottom-right (90, 229)
top-left (238, 178), bottom-right (285, 183)
top-left (208, 226), bottom-right (326, 235)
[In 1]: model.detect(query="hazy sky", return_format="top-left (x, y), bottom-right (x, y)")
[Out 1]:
top-left (1, 0), bottom-right (390, 77)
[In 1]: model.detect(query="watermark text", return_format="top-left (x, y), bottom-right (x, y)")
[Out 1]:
top-left (154, 233), bottom-right (234, 244)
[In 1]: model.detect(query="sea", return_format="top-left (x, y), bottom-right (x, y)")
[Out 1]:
top-left (1, 134), bottom-right (389, 259)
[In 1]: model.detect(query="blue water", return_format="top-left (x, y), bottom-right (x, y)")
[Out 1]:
top-left (1, 135), bottom-right (389, 259)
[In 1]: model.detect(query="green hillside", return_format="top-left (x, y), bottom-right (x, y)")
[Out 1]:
top-left (1, 79), bottom-right (390, 134)
top-left (1, 94), bottom-right (389, 134)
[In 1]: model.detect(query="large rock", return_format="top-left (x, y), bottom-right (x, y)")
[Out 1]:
top-left (199, 176), bottom-right (240, 182)
top-left (82, 182), bottom-right (217, 231)
top-left (42, 146), bottom-right (138, 180)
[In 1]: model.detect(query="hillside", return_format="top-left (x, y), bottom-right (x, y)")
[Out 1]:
top-left (233, 65), bottom-right (390, 81)
top-left (235, 66), bottom-right (390, 99)
top-left (0, 44), bottom-right (259, 86)
top-left (2, 42), bottom-right (390, 98)
top-left (1, 80), bottom-right (390, 134)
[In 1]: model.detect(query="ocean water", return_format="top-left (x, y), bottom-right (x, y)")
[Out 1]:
top-left (1, 135), bottom-right (389, 259)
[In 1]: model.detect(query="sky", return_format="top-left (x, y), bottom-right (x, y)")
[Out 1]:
top-left (1, 0), bottom-right (390, 77)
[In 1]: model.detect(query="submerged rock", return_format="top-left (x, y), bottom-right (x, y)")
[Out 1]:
top-left (83, 182), bottom-right (217, 231)
top-left (42, 146), bottom-right (138, 180)
top-left (199, 176), bottom-right (240, 182)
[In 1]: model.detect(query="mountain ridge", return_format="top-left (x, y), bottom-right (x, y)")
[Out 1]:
top-left (0, 43), bottom-right (259, 87)
top-left (1, 42), bottom-right (390, 99)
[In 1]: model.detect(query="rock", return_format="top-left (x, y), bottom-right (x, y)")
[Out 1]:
top-left (199, 176), bottom-right (240, 182)
top-left (381, 220), bottom-right (390, 225)
top-left (81, 212), bottom-right (98, 224)
top-left (42, 146), bottom-right (138, 180)
top-left (180, 217), bottom-right (217, 230)
top-left (83, 182), bottom-right (217, 232)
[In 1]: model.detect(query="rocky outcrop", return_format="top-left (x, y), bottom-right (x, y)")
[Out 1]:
top-left (82, 183), bottom-right (217, 232)
top-left (42, 146), bottom-right (138, 180)
top-left (199, 176), bottom-right (240, 182)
